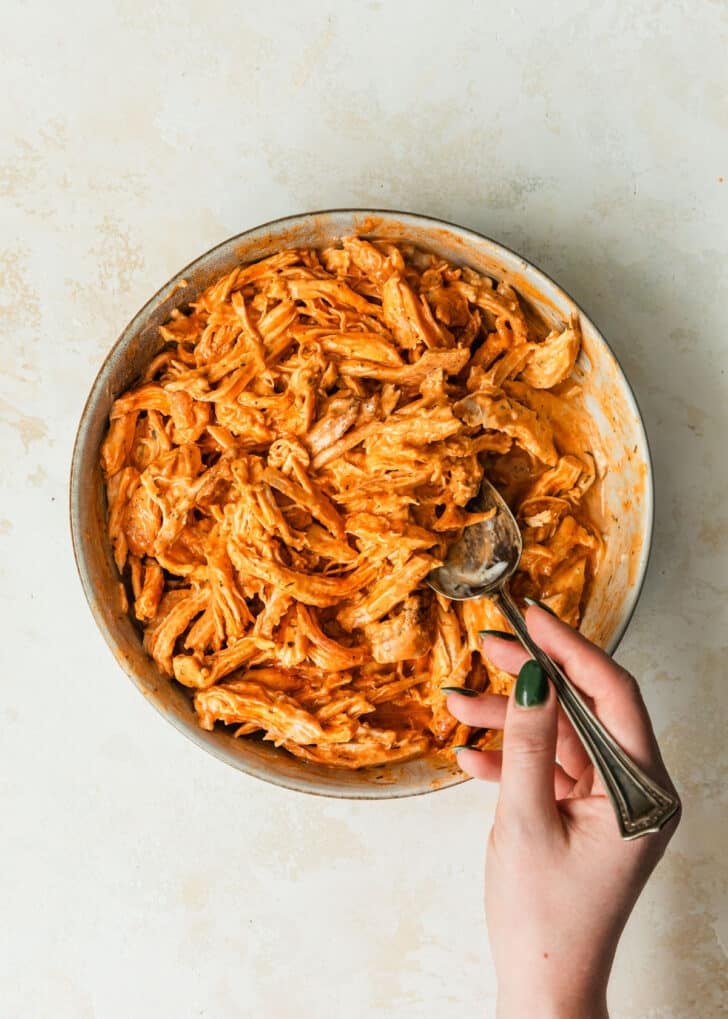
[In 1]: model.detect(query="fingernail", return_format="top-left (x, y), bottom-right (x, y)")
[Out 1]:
top-left (451, 745), bottom-right (470, 753)
top-left (478, 629), bottom-right (518, 642)
top-left (524, 596), bottom-right (558, 618)
top-left (515, 660), bottom-right (549, 707)
top-left (441, 686), bottom-right (479, 697)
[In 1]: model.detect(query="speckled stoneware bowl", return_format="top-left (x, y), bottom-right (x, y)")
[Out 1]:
top-left (70, 210), bottom-right (654, 798)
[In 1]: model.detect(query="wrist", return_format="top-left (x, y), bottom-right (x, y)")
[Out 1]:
top-left (494, 938), bottom-right (613, 1019)
top-left (497, 980), bottom-right (609, 1019)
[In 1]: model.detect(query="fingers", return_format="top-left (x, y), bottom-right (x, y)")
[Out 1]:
top-left (454, 747), bottom-right (503, 782)
top-left (481, 607), bottom-right (667, 781)
top-left (553, 763), bottom-right (578, 800)
top-left (555, 708), bottom-right (591, 779)
top-left (446, 687), bottom-right (573, 798)
top-left (480, 633), bottom-right (530, 675)
top-left (450, 603), bottom-right (671, 804)
top-left (446, 689), bottom-right (590, 782)
top-left (523, 605), bottom-right (664, 775)
top-left (445, 691), bottom-right (507, 729)
top-left (454, 745), bottom-right (576, 799)
top-left (499, 662), bottom-right (560, 826)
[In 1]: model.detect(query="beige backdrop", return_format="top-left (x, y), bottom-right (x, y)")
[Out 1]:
top-left (1, 1), bottom-right (726, 1016)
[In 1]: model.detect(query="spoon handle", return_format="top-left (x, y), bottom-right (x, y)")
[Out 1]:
top-left (496, 588), bottom-right (680, 841)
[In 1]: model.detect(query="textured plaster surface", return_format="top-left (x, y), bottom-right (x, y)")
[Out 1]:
top-left (1, 2), bottom-right (726, 1016)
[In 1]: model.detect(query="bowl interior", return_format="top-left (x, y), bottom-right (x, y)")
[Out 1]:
top-left (70, 210), bottom-right (652, 798)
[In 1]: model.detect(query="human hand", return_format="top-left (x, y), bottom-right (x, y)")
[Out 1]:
top-left (446, 604), bottom-right (680, 1019)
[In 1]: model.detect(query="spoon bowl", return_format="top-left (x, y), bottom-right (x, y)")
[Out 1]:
top-left (427, 479), bottom-right (522, 600)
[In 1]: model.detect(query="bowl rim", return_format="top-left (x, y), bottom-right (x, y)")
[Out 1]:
top-left (69, 207), bottom-right (655, 798)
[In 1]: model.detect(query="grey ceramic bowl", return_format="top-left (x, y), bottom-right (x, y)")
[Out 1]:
top-left (70, 209), bottom-right (653, 798)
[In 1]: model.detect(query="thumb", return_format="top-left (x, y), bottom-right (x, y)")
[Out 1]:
top-left (498, 660), bottom-right (559, 827)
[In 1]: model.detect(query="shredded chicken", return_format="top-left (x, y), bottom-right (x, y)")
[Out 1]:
top-left (101, 236), bottom-right (602, 768)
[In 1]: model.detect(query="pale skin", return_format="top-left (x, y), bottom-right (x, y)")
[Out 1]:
top-left (446, 605), bottom-right (681, 1019)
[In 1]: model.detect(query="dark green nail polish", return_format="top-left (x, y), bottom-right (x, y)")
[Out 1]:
top-left (515, 660), bottom-right (549, 707)
top-left (524, 596), bottom-right (558, 618)
top-left (451, 745), bottom-right (470, 752)
top-left (479, 629), bottom-right (518, 642)
top-left (441, 686), bottom-right (479, 697)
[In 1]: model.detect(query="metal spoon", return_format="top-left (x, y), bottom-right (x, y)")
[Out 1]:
top-left (427, 477), bottom-right (680, 840)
